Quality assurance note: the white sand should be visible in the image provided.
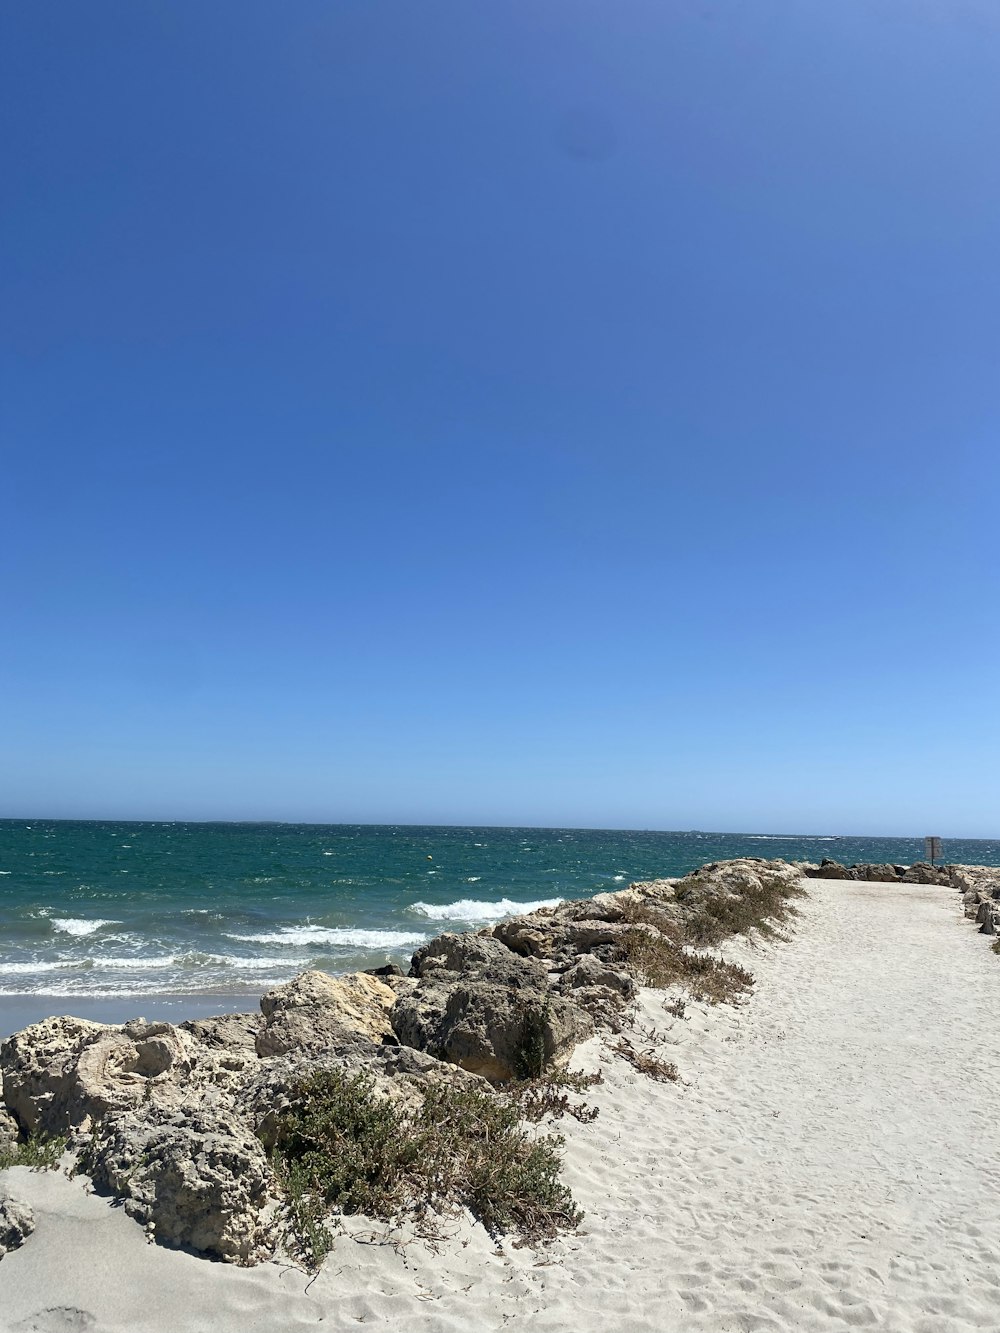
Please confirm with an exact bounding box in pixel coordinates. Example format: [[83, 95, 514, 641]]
[[4, 879, 1000, 1332]]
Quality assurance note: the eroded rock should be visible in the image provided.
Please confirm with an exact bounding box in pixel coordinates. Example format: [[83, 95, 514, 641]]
[[84, 1105, 272, 1262], [0, 1189, 35, 1260], [257, 970, 397, 1057], [392, 979, 592, 1082]]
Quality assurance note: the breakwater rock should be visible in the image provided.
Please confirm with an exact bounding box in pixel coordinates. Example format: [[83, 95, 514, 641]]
[[807, 860, 950, 885], [0, 857, 805, 1263], [950, 865, 1000, 936]]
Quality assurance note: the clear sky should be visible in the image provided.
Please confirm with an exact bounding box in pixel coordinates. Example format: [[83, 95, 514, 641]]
[[3, 1, 999, 835]]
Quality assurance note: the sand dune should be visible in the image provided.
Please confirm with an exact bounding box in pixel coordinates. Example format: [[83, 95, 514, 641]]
[[3, 878, 1000, 1332]]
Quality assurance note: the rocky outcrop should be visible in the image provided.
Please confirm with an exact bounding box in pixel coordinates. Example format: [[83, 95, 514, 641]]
[[902, 861, 950, 885], [1, 1017, 252, 1139], [83, 1104, 272, 1261], [392, 979, 591, 1082], [0, 1189, 34, 1260], [392, 931, 590, 1081], [0, 1096, 18, 1154]]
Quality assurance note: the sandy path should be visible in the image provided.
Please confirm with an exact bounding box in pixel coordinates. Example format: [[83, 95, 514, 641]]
[[3, 880, 1000, 1332]]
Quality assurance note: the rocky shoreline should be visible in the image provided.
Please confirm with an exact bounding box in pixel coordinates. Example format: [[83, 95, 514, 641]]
[[0, 856, 981, 1270]]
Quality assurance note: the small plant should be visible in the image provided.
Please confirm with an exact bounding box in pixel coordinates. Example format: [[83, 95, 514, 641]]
[[664, 996, 687, 1020], [266, 1068, 583, 1267], [511, 1069, 603, 1124], [0, 1131, 67, 1172], [991, 939, 1000, 955], [514, 1003, 550, 1081], [271, 1153, 336, 1270], [612, 1035, 679, 1083]]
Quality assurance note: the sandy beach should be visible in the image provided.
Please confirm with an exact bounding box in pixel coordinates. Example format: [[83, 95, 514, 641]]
[[2, 876, 999, 1331]]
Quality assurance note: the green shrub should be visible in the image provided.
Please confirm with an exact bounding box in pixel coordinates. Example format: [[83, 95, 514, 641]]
[[267, 1068, 582, 1267], [511, 1069, 602, 1124], [0, 1131, 66, 1172], [514, 1003, 550, 1081]]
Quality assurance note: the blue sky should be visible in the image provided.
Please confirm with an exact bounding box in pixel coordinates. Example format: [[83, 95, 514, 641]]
[[3, 1, 999, 834]]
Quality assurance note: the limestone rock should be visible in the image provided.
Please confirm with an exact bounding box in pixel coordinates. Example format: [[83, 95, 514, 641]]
[[409, 933, 548, 987], [84, 1105, 273, 1262], [0, 1017, 252, 1138], [1, 1016, 113, 1135], [806, 859, 851, 880], [858, 864, 902, 882], [558, 954, 636, 999], [902, 862, 949, 885], [181, 1013, 262, 1054], [0, 1091, 18, 1153], [392, 979, 592, 1082], [256, 970, 397, 1057], [0, 1190, 35, 1260]]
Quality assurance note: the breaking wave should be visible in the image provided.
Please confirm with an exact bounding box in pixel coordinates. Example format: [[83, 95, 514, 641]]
[[225, 925, 428, 950], [51, 917, 121, 937], [409, 897, 562, 923]]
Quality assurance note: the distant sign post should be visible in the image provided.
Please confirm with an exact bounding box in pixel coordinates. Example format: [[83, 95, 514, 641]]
[[925, 836, 942, 866]]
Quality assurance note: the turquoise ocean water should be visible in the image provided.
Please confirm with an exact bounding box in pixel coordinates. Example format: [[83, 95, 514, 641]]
[[1, 821, 996, 1030]]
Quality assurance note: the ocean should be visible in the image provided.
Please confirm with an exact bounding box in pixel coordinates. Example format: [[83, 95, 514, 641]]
[[1, 820, 996, 1032]]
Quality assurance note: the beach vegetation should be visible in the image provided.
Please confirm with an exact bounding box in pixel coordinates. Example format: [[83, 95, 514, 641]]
[[510, 1068, 603, 1124], [513, 1001, 550, 1081], [991, 939, 1000, 955], [615, 926, 755, 1005], [0, 1131, 67, 1172], [675, 867, 806, 946], [611, 1034, 679, 1082], [267, 1067, 583, 1268]]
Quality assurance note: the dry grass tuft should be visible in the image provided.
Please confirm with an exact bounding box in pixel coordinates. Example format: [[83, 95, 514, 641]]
[[612, 1034, 679, 1082], [676, 867, 806, 947], [616, 927, 754, 1005]]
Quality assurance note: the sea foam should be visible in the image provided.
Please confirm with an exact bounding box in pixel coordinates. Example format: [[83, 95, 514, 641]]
[[226, 925, 428, 950], [51, 918, 121, 937], [409, 897, 562, 922]]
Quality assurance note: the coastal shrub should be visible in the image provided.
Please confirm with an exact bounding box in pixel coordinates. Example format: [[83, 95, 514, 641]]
[[991, 939, 1000, 956], [514, 1002, 550, 1081], [617, 898, 684, 940], [615, 927, 754, 1005], [0, 1132, 66, 1172], [676, 868, 806, 947], [511, 1069, 603, 1124], [267, 1068, 582, 1266]]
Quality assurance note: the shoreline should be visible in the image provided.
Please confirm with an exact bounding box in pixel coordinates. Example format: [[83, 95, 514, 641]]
[[0, 991, 260, 1042]]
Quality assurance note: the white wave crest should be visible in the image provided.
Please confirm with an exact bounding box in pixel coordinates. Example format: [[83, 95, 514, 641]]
[[226, 925, 427, 950], [2, 953, 313, 975], [51, 918, 121, 937], [409, 897, 562, 923]]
